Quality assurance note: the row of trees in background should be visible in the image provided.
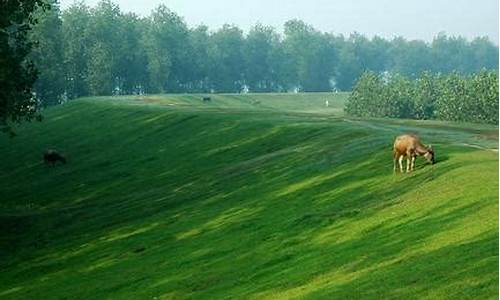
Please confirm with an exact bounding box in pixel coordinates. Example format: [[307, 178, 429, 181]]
[[32, 0, 499, 106], [345, 70, 499, 124]]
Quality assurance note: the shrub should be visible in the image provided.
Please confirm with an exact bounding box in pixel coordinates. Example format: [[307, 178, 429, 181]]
[[346, 70, 498, 124]]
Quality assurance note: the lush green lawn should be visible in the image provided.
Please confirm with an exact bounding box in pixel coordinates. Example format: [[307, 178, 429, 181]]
[[0, 93, 497, 299]]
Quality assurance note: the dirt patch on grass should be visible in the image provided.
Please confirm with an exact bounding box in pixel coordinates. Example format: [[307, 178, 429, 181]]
[[475, 130, 499, 141]]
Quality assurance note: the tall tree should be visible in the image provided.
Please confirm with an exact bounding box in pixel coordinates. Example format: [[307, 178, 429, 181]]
[[0, 0, 48, 134], [62, 1, 91, 99], [185, 25, 210, 92], [282, 20, 336, 92], [143, 5, 189, 93], [243, 24, 281, 92], [29, 0, 65, 105], [334, 35, 363, 91], [116, 13, 148, 94], [430, 33, 470, 74], [389, 37, 432, 77], [469, 37, 499, 72], [281, 19, 313, 91], [85, 0, 122, 95], [208, 24, 245, 93]]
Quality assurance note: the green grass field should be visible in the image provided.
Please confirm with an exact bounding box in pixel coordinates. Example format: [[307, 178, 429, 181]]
[[0, 92, 498, 299]]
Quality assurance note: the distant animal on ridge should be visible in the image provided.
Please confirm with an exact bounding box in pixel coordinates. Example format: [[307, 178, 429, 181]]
[[202, 96, 211, 102], [44, 149, 67, 166], [393, 134, 434, 173]]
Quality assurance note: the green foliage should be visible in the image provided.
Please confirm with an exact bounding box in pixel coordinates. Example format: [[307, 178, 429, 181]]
[[243, 24, 281, 92], [435, 70, 499, 124], [381, 74, 415, 119], [29, 0, 65, 106], [186, 25, 211, 92], [0, 0, 49, 134], [434, 72, 469, 122], [390, 38, 432, 78], [85, 0, 129, 95], [87, 43, 114, 95], [346, 70, 499, 124], [208, 24, 245, 93], [413, 72, 438, 119], [61, 1, 91, 98], [345, 71, 383, 117], [144, 5, 190, 93], [470, 70, 499, 123], [20, 1, 500, 104], [282, 20, 337, 92]]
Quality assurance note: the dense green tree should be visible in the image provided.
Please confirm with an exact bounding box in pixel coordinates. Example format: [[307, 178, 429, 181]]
[[185, 25, 210, 92], [0, 0, 49, 134], [116, 13, 148, 94], [142, 5, 189, 93], [334, 35, 363, 91], [390, 37, 432, 77], [345, 71, 382, 117], [366, 36, 390, 73], [208, 24, 245, 93], [381, 74, 414, 118], [469, 37, 499, 72], [434, 72, 469, 121], [431, 33, 471, 74], [346, 70, 498, 124], [282, 20, 336, 92], [29, 0, 65, 106], [62, 1, 91, 98], [243, 24, 281, 92], [470, 69, 499, 123], [85, 0, 123, 95], [19, 2, 500, 101], [413, 72, 438, 119]]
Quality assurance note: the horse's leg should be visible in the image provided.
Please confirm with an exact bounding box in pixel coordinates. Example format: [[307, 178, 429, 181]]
[[411, 156, 416, 171], [405, 149, 415, 172], [398, 155, 404, 173]]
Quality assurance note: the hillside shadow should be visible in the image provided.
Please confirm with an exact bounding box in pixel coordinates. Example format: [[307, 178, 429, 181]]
[[1, 108, 497, 299], [304, 231, 498, 299], [249, 201, 497, 299]]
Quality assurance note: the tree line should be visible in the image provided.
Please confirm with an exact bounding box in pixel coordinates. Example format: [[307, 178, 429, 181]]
[[29, 0, 500, 106], [346, 70, 499, 124]]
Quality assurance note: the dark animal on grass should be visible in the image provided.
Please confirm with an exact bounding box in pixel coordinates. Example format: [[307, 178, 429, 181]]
[[202, 96, 211, 102], [393, 134, 434, 173], [43, 149, 67, 166]]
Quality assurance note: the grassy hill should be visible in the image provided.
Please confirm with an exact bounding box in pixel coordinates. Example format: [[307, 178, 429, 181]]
[[0, 92, 498, 299]]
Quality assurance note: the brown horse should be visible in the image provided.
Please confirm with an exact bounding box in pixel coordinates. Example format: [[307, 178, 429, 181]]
[[393, 134, 434, 173]]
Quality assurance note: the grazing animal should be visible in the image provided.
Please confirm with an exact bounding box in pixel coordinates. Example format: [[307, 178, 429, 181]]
[[393, 134, 434, 173], [43, 149, 67, 166], [202, 96, 211, 102]]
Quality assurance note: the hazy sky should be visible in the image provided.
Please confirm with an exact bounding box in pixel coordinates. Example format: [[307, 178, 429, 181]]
[[59, 0, 499, 44]]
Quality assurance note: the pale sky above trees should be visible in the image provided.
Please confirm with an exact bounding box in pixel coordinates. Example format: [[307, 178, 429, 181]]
[[59, 0, 499, 44]]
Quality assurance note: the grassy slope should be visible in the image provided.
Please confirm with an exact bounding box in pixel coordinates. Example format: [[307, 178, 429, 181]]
[[0, 93, 497, 299]]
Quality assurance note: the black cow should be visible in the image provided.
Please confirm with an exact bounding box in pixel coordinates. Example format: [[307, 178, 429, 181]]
[[44, 149, 67, 166], [202, 96, 211, 102]]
